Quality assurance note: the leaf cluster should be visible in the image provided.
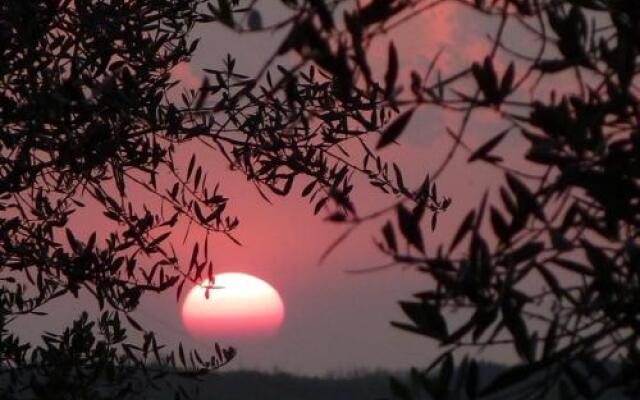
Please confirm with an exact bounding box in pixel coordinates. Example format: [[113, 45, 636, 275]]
[[0, 0, 452, 397], [370, 1, 640, 399]]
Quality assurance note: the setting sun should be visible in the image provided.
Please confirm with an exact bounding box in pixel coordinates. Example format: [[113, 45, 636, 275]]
[[181, 273, 285, 341]]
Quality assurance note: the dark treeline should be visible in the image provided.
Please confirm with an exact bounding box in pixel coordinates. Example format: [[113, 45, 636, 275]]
[[1, 362, 629, 399], [178, 369, 391, 400], [141, 362, 628, 400]]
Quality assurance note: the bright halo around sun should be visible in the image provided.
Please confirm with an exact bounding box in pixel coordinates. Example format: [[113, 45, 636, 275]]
[[181, 272, 285, 341]]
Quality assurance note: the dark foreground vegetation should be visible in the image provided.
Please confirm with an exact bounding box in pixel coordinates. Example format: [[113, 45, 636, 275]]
[[169, 365, 631, 400], [3, 363, 630, 400], [2, 0, 640, 399], [176, 369, 392, 400]]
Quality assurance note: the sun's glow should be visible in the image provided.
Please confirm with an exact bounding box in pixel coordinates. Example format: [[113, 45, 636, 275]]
[[181, 272, 285, 340]]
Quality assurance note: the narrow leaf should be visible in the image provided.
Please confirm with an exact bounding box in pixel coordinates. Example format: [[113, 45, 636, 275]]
[[376, 109, 415, 149], [126, 314, 144, 332], [468, 129, 509, 162], [382, 221, 397, 253], [449, 210, 475, 252], [384, 42, 399, 99], [396, 204, 424, 252]]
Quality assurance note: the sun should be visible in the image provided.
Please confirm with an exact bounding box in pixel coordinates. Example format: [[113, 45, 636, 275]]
[[181, 272, 285, 341]]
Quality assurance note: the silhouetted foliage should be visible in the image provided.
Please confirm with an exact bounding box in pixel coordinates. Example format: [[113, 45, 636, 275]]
[[3, 0, 639, 399], [338, 1, 640, 400], [0, 0, 246, 398], [0, 0, 444, 398]]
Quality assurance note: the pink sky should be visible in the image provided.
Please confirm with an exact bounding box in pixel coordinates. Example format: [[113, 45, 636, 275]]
[[12, 2, 542, 375]]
